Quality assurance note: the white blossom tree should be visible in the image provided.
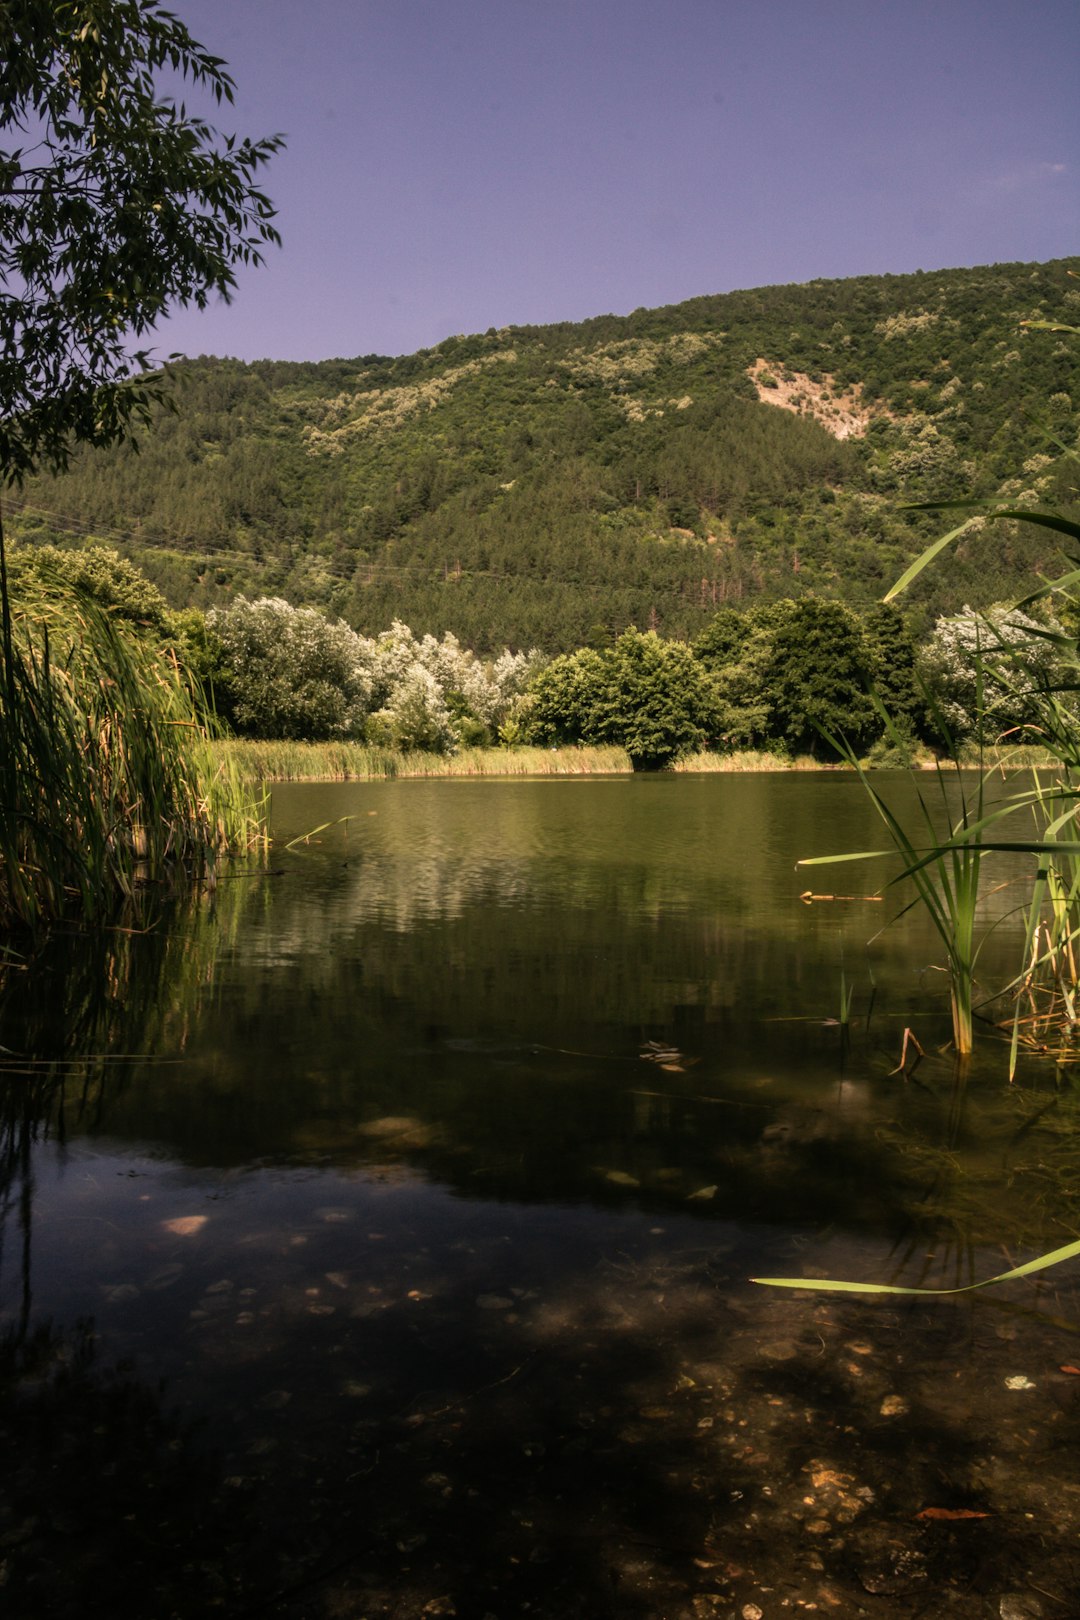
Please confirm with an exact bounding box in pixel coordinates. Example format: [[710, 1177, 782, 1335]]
[[209, 601, 542, 749], [367, 663, 458, 754], [208, 597, 372, 739], [919, 603, 1063, 743]]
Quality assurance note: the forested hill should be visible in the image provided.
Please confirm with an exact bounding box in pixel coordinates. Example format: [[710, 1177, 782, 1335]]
[[9, 257, 1080, 652]]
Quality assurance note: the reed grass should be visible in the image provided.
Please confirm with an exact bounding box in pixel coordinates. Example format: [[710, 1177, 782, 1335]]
[[674, 749, 841, 773], [212, 739, 838, 783], [214, 739, 633, 783], [753, 1233, 1080, 1296], [871, 486, 1080, 1066], [800, 699, 997, 1057], [0, 572, 264, 933]]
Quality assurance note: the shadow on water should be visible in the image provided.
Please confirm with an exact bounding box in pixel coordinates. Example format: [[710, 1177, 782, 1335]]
[[0, 1316, 245, 1618], [4, 1239, 1080, 1619], [2, 777, 1080, 1616]]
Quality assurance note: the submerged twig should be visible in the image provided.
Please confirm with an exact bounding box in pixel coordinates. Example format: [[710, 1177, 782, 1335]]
[[889, 1027, 925, 1077]]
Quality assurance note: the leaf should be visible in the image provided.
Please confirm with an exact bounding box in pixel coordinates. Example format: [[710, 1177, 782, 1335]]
[[884, 508, 1080, 602], [914, 1507, 990, 1522], [751, 1234, 1080, 1295], [1021, 319, 1080, 335], [798, 849, 895, 867], [603, 1169, 640, 1187], [883, 516, 981, 602]]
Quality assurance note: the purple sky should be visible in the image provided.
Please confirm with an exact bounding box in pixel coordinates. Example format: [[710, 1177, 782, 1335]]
[[156, 0, 1080, 364]]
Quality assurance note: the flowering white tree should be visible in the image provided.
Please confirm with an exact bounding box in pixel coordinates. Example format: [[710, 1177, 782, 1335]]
[[919, 603, 1063, 743], [209, 602, 542, 749], [367, 663, 458, 754], [364, 620, 543, 746], [208, 597, 373, 739]]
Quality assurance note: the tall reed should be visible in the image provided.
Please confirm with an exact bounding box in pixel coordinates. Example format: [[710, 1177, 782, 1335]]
[[0, 570, 263, 934], [801, 703, 989, 1055], [213, 738, 633, 783], [213, 739, 834, 784]]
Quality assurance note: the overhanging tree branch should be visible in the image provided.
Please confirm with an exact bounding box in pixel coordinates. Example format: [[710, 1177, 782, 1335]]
[[0, 0, 284, 484]]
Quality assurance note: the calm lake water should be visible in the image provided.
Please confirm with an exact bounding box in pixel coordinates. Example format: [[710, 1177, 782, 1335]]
[[3, 772, 1080, 1618]]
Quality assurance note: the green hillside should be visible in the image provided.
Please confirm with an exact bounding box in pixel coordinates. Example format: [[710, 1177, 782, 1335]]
[[8, 257, 1080, 652]]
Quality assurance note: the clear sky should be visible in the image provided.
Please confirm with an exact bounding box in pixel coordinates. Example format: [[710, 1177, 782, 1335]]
[[155, 0, 1080, 364]]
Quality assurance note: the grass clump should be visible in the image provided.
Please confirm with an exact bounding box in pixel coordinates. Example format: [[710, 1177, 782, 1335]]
[[0, 570, 263, 934], [213, 739, 633, 783], [215, 739, 858, 784], [674, 749, 839, 773]]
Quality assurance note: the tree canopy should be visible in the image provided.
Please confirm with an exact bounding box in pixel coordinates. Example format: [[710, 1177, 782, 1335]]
[[527, 628, 721, 769], [9, 257, 1078, 651], [0, 0, 283, 482]]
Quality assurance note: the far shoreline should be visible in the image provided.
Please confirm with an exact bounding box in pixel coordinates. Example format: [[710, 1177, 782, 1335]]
[[212, 739, 1042, 785]]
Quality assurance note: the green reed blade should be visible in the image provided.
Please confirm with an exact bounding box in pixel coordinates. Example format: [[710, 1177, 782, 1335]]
[[883, 517, 982, 602], [751, 1235, 1080, 1294]]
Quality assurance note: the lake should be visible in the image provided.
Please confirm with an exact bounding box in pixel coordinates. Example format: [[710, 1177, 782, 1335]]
[[2, 772, 1079, 1617]]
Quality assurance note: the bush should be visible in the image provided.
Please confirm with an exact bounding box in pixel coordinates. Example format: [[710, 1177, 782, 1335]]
[[9, 543, 171, 631], [208, 597, 372, 740], [0, 573, 257, 931]]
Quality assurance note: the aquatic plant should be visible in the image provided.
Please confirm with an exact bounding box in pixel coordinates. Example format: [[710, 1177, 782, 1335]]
[[799, 698, 990, 1056], [752, 1233, 1080, 1295], [803, 317, 1080, 1065]]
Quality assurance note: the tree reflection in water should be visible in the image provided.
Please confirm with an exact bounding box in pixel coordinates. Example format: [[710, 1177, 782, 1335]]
[[2, 779, 1080, 1616]]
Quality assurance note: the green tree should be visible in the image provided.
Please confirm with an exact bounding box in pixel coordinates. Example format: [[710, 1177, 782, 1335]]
[[692, 605, 754, 674], [527, 629, 719, 770], [596, 629, 720, 769], [526, 647, 610, 747], [0, 0, 283, 481], [763, 599, 879, 756], [694, 599, 882, 756], [863, 600, 924, 745], [693, 601, 795, 750]]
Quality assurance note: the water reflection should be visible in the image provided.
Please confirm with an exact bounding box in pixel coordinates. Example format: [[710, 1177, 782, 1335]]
[[2, 774, 1080, 1615]]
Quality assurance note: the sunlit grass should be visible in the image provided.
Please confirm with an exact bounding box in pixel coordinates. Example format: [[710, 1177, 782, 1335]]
[[213, 740, 869, 782], [0, 574, 264, 933], [212, 739, 1031, 785], [674, 749, 837, 772], [214, 740, 634, 782]]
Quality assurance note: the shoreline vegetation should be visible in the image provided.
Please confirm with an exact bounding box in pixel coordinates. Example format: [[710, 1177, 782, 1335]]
[[0, 577, 262, 935], [214, 740, 837, 783], [213, 738, 1051, 784]]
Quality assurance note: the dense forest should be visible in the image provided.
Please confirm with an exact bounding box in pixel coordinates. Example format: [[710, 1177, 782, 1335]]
[[7, 257, 1080, 652]]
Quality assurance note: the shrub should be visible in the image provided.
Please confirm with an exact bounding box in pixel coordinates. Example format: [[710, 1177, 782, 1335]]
[[208, 596, 373, 739], [0, 573, 257, 931]]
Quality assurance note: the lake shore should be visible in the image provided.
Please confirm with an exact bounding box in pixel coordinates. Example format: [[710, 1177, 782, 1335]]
[[212, 738, 1048, 783], [214, 739, 838, 782]]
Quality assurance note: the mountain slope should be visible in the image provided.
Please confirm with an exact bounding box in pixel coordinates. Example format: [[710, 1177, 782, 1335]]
[[9, 257, 1080, 651]]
